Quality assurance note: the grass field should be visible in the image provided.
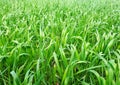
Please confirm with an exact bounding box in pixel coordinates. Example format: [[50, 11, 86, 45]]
[[0, 0, 120, 85]]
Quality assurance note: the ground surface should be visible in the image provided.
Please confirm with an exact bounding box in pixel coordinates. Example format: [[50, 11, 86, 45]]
[[0, 0, 120, 85]]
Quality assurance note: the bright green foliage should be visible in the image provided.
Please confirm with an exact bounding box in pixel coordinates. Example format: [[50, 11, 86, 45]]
[[0, 0, 120, 85]]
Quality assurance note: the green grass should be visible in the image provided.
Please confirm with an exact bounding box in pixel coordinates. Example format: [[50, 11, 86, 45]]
[[0, 0, 120, 85]]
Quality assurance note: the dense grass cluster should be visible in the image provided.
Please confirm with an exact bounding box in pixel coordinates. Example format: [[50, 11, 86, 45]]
[[0, 0, 120, 85]]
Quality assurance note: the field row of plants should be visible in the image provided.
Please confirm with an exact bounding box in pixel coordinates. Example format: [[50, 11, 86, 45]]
[[0, 0, 120, 85]]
